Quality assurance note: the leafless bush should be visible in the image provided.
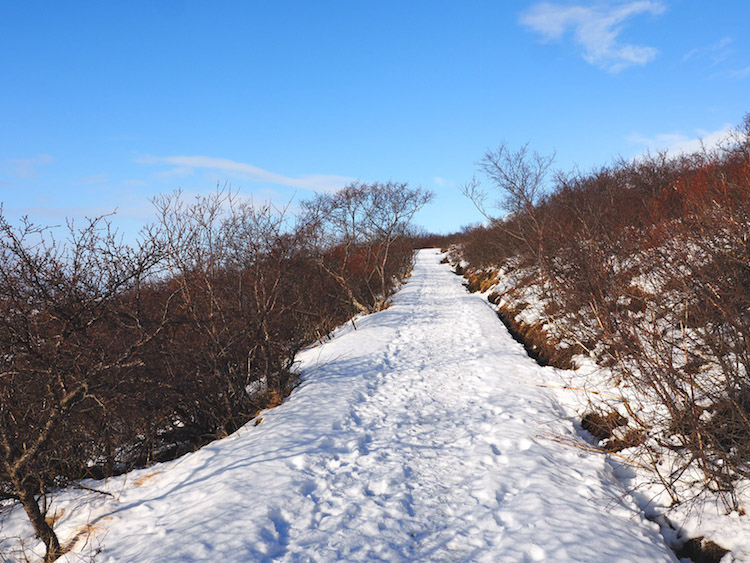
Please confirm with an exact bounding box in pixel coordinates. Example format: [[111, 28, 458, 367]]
[[457, 114, 750, 510], [146, 189, 350, 436], [302, 181, 433, 313], [461, 142, 555, 264], [0, 212, 166, 561], [1, 180, 432, 560]]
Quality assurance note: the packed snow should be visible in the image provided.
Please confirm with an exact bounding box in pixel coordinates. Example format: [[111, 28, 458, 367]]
[[1, 249, 678, 562]]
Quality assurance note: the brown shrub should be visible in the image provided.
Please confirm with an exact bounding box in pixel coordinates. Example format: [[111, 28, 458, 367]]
[[455, 113, 750, 510], [494, 303, 581, 370]]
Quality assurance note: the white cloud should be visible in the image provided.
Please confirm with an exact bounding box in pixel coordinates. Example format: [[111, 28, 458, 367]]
[[519, 1, 665, 73], [729, 66, 750, 80], [682, 37, 733, 65], [627, 125, 734, 156], [433, 177, 454, 188], [137, 155, 355, 193], [155, 165, 195, 179], [3, 154, 54, 178]]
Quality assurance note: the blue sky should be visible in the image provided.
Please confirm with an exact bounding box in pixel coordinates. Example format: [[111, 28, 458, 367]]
[[1, 1, 748, 236]]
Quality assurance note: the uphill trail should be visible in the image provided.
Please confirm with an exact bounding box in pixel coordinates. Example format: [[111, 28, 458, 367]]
[[5, 249, 676, 562]]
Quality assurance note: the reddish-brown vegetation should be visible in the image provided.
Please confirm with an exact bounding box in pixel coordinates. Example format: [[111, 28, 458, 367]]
[[455, 115, 750, 511], [0, 181, 431, 561]]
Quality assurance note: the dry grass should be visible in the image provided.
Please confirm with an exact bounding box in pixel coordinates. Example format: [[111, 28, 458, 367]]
[[61, 520, 108, 558], [494, 303, 581, 370], [464, 269, 499, 293], [44, 509, 65, 528], [134, 471, 162, 488]]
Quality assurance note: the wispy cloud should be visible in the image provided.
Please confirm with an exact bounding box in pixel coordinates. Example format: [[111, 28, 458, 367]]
[[627, 125, 734, 155], [155, 165, 194, 180], [519, 1, 665, 73], [3, 154, 54, 178], [729, 66, 750, 80], [433, 177, 454, 188], [137, 155, 355, 193], [682, 37, 733, 66]]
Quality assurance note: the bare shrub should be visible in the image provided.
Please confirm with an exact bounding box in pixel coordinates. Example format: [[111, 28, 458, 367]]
[[461, 142, 555, 264], [303, 181, 433, 313], [0, 212, 166, 561], [457, 114, 750, 510]]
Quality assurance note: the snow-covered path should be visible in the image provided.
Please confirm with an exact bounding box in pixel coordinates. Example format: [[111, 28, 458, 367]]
[[4, 249, 676, 562]]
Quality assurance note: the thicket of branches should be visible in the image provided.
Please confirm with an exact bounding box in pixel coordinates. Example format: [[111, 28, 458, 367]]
[[0, 181, 431, 561], [458, 116, 750, 510]]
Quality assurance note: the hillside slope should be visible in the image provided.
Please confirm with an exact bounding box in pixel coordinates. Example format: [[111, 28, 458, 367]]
[[1, 250, 675, 562]]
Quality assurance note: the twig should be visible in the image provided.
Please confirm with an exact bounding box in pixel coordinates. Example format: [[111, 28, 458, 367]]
[[540, 433, 654, 472], [519, 382, 623, 400], [71, 483, 114, 498]]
